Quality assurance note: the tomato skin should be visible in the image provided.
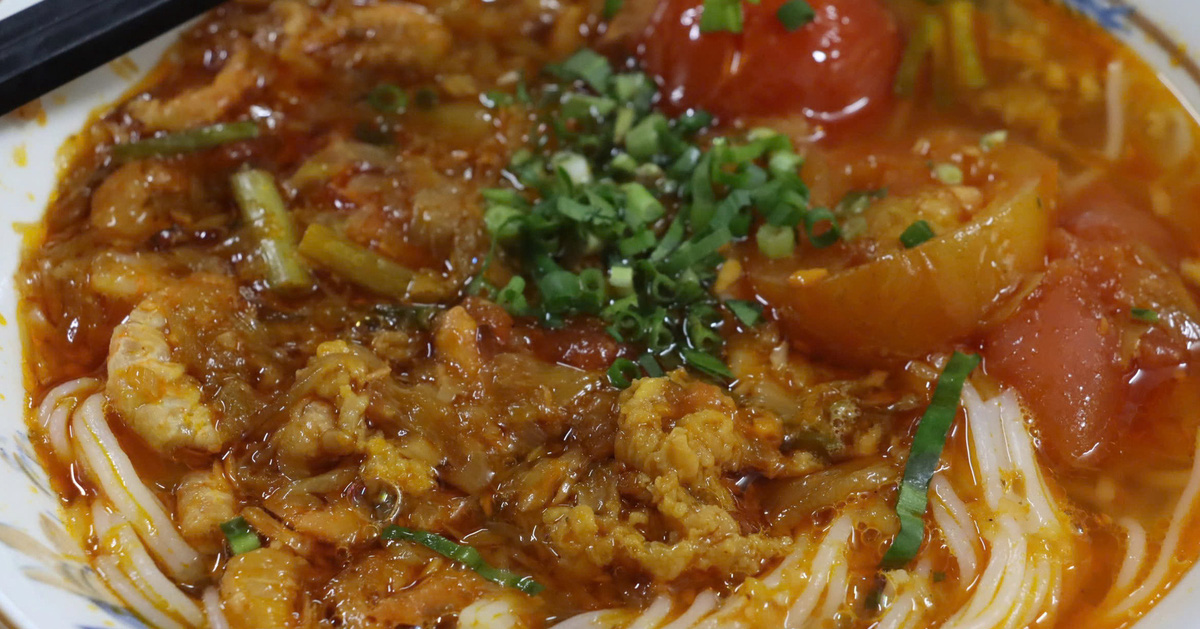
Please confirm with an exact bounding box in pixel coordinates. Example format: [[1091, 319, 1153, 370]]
[[643, 0, 902, 126]]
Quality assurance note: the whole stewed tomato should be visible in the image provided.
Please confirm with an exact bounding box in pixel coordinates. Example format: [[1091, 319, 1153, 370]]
[[643, 0, 903, 127]]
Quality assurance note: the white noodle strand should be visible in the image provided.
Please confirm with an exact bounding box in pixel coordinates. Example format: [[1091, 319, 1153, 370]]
[[95, 555, 188, 629], [1111, 517, 1148, 597], [203, 588, 230, 629], [1107, 426, 1200, 618], [625, 596, 672, 629], [91, 502, 204, 627], [72, 393, 204, 582], [932, 476, 979, 583], [36, 377, 99, 462]]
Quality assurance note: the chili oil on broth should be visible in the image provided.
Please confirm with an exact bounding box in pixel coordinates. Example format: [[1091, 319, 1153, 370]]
[[15, 0, 1200, 628]]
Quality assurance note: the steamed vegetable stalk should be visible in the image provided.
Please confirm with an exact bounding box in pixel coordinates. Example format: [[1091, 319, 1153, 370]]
[[231, 169, 313, 294], [114, 121, 260, 161], [298, 223, 415, 299]]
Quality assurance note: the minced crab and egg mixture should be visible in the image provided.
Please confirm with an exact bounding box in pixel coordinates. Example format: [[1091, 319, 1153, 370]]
[[17, 0, 1200, 627]]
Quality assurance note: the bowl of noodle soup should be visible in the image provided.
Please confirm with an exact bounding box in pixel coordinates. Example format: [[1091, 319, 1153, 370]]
[[3, 1, 1200, 628]]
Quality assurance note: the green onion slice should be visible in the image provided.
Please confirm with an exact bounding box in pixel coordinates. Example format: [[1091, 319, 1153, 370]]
[[899, 220, 936, 249], [726, 300, 764, 327], [881, 351, 981, 569], [776, 0, 816, 31], [220, 516, 262, 555], [608, 358, 642, 389], [682, 348, 734, 380], [382, 526, 544, 595], [113, 121, 260, 161], [367, 84, 409, 114], [700, 0, 745, 33], [549, 49, 613, 93], [1131, 307, 1160, 323]]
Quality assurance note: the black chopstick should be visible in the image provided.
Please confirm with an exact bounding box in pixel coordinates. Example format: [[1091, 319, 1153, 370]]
[[0, 0, 227, 116]]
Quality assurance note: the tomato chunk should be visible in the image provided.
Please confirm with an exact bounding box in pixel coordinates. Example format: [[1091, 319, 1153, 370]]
[[643, 0, 902, 126], [984, 263, 1129, 466]]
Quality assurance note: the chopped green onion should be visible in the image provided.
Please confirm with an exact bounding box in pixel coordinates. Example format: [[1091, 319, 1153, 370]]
[[682, 348, 734, 380], [700, 0, 745, 33], [931, 162, 964, 185], [609, 265, 634, 291], [608, 358, 642, 388], [804, 207, 841, 249], [549, 49, 613, 93], [980, 130, 1008, 152], [899, 220, 936, 249], [621, 182, 665, 227], [757, 224, 795, 259], [604, 0, 625, 19], [496, 276, 529, 315], [367, 84, 409, 114], [551, 152, 593, 186], [638, 353, 665, 377], [231, 170, 313, 294], [298, 224, 414, 299], [113, 121, 260, 161], [220, 517, 261, 555], [776, 0, 816, 31], [1132, 307, 1160, 323], [625, 113, 666, 160], [881, 351, 981, 569], [726, 300, 763, 327], [382, 526, 544, 595]]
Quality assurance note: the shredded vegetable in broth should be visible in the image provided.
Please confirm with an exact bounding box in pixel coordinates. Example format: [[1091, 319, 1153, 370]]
[[16, 0, 1200, 627]]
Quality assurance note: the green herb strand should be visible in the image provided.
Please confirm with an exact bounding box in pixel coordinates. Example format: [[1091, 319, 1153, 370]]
[[881, 351, 981, 569], [382, 526, 545, 595]]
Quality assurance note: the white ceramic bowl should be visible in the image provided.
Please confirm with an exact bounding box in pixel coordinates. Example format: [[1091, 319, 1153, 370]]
[[0, 1, 1196, 628]]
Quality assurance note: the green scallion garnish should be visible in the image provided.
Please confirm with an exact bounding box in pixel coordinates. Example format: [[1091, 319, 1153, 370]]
[[382, 525, 545, 595], [367, 84, 409, 114], [220, 516, 262, 555], [604, 0, 625, 18], [881, 351, 981, 569], [899, 220, 936, 249], [700, 0, 745, 33], [931, 162, 964, 185], [608, 358, 642, 388], [1132, 307, 1160, 323], [726, 300, 764, 327], [474, 48, 822, 387], [776, 0, 816, 31], [682, 348, 734, 380]]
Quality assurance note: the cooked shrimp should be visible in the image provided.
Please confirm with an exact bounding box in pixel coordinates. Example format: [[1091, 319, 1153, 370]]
[[90, 161, 189, 242], [126, 45, 259, 132], [270, 341, 390, 476], [175, 465, 237, 554], [105, 275, 271, 455], [334, 3, 451, 72], [220, 547, 309, 629]]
